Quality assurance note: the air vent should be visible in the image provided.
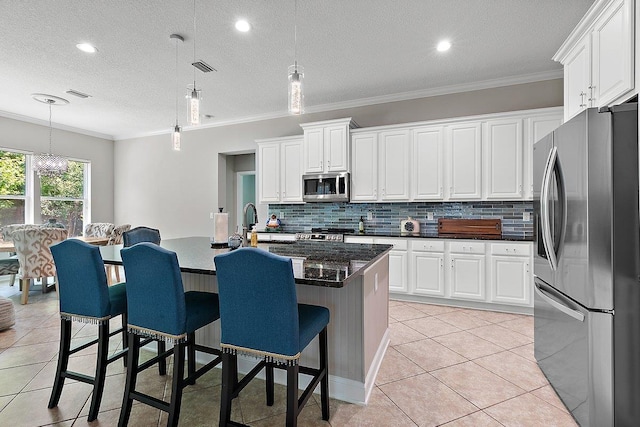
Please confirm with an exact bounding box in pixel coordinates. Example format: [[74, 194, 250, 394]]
[[66, 89, 91, 98], [191, 60, 217, 73]]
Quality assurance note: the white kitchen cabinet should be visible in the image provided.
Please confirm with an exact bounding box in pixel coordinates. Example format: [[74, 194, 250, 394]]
[[345, 235, 407, 292], [301, 118, 355, 173], [257, 136, 303, 204], [555, 0, 635, 121], [410, 240, 445, 297], [447, 241, 486, 301], [379, 130, 410, 200], [489, 243, 532, 306], [351, 133, 378, 201], [411, 126, 444, 200], [447, 122, 482, 200], [483, 119, 523, 199], [525, 113, 563, 199]]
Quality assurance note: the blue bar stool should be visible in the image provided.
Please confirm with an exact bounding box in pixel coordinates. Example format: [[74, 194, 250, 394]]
[[214, 248, 330, 427], [118, 243, 221, 427], [122, 226, 161, 247], [48, 239, 128, 422]]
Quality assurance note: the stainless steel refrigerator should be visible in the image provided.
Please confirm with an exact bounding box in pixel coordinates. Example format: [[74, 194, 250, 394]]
[[534, 103, 640, 427]]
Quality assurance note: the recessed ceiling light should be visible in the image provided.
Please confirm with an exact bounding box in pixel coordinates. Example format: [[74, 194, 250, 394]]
[[437, 40, 451, 52], [235, 19, 251, 32], [76, 43, 97, 53]]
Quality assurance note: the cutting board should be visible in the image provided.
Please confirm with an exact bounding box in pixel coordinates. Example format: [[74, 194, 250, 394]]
[[438, 219, 502, 238]]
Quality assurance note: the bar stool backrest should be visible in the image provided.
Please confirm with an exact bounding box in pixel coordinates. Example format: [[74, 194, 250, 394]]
[[123, 226, 161, 247]]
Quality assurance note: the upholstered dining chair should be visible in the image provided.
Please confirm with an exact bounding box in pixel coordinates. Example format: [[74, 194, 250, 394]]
[[1, 224, 40, 287], [11, 228, 68, 304], [214, 248, 330, 427], [105, 224, 131, 284], [48, 239, 128, 422], [84, 222, 115, 238], [118, 243, 221, 427], [122, 226, 161, 247]]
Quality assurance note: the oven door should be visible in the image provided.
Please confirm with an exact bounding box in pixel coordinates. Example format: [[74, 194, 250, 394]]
[[303, 173, 349, 202]]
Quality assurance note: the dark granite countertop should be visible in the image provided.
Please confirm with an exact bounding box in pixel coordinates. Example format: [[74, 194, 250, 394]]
[[99, 236, 392, 288], [345, 231, 533, 242]]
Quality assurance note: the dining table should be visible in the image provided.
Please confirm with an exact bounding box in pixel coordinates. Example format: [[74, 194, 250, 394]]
[[0, 236, 110, 252]]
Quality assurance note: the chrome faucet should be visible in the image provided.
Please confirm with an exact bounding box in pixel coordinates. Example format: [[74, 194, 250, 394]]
[[242, 202, 259, 246]]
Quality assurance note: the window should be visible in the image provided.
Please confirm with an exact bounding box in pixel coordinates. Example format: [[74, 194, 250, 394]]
[[0, 150, 29, 229], [0, 149, 90, 237], [40, 160, 89, 237]]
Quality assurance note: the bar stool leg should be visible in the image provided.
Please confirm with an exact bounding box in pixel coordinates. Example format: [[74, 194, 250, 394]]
[[266, 362, 274, 406], [167, 342, 186, 427], [88, 322, 110, 422], [319, 327, 329, 420], [48, 318, 72, 408], [121, 312, 128, 368], [286, 364, 299, 427], [219, 352, 236, 427], [187, 332, 196, 385], [158, 341, 167, 375], [118, 334, 140, 427]]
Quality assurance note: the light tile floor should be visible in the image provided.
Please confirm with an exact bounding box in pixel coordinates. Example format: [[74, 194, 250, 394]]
[[0, 281, 578, 426]]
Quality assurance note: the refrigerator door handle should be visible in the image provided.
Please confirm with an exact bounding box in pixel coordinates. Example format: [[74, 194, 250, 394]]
[[535, 281, 585, 322], [540, 146, 558, 271]]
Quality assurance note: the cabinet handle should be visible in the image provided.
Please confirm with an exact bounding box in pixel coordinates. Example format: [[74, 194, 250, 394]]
[[440, 259, 443, 268], [579, 91, 586, 108], [526, 263, 529, 273], [588, 85, 595, 102]]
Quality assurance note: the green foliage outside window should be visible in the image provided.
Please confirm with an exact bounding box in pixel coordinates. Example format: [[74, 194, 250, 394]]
[[41, 161, 85, 236], [0, 151, 26, 195]]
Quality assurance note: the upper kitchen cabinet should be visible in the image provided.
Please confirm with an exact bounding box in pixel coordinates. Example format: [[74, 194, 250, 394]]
[[411, 126, 445, 200], [257, 136, 304, 204], [351, 132, 378, 201], [300, 118, 357, 174], [446, 122, 482, 200], [483, 119, 523, 200], [554, 0, 635, 121], [525, 113, 563, 199]]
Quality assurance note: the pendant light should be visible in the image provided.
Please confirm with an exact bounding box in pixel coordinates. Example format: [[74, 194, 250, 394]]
[[31, 94, 69, 177], [170, 33, 184, 151], [288, 0, 304, 115], [187, 0, 201, 125]]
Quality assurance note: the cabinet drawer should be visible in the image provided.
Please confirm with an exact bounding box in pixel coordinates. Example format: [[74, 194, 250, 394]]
[[344, 236, 374, 244], [490, 242, 531, 256], [374, 237, 407, 250], [410, 240, 444, 253], [448, 241, 485, 254]]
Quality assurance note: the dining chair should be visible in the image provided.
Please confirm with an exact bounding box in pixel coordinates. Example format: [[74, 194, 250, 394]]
[[118, 243, 221, 427], [106, 224, 131, 284], [84, 222, 115, 238], [122, 226, 161, 247], [48, 239, 128, 422], [214, 248, 330, 427], [0, 224, 37, 287], [11, 228, 68, 304]]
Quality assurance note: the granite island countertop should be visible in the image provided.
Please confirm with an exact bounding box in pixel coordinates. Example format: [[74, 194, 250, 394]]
[[99, 236, 392, 288]]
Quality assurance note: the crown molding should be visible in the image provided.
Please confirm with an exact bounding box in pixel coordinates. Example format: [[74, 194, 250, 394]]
[[0, 109, 113, 141]]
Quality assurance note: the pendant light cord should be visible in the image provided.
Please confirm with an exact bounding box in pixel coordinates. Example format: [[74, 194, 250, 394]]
[[294, 0, 298, 70], [175, 38, 179, 125], [48, 101, 53, 154], [193, 0, 197, 88]]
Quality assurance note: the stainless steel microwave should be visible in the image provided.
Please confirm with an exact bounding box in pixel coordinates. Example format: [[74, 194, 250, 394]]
[[302, 172, 350, 202]]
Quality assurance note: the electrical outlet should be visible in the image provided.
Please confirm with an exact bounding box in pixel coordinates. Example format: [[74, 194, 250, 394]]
[[427, 212, 434, 220], [367, 212, 373, 221], [209, 212, 214, 219], [523, 212, 531, 221], [280, 211, 285, 219]]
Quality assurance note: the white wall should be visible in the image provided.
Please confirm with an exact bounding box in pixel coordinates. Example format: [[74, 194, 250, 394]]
[[0, 116, 115, 223], [114, 79, 564, 239]]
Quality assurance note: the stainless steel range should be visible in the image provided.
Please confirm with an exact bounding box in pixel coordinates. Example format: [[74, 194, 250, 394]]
[[295, 228, 354, 243]]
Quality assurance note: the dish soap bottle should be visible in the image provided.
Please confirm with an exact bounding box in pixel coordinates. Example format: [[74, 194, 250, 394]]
[[250, 225, 258, 247], [359, 216, 365, 233]]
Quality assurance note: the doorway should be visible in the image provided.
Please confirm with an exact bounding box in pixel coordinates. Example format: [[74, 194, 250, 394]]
[[237, 172, 256, 232]]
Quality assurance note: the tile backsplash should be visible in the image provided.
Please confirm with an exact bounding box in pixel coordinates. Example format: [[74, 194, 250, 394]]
[[268, 201, 533, 238]]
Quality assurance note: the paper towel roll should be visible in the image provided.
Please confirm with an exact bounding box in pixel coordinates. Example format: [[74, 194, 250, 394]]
[[214, 212, 229, 244]]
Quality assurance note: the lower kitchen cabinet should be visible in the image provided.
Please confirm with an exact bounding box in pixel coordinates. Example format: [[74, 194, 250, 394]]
[[448, 241, 486, 301], [488, 243, 532, 306], [345, 236, 408, 293], [410, 240, 445, 297]]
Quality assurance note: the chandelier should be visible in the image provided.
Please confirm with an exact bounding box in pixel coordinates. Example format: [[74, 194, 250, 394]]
[[31, 94, 69, 177]]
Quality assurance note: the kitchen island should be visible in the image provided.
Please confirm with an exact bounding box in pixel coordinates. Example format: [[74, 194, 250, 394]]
[[100, 237, 392, 404]]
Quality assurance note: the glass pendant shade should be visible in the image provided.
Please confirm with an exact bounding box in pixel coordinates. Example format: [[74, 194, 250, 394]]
[[188, 88, 201, 125], [33, 153, 68, 177], [288, 63, 304, 115], [172, 125, 181, 151]]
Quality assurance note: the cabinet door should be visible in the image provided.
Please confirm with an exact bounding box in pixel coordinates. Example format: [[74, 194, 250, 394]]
[[388, 250, 409, 293], [412, 126, 444, 200], [280, 139, 303, 203], [447, 123, 482, 200], [412, 252, 445, 297], [591, 0, 634, 107], [303, 127, 324, 173], [379, 130, 410, 200], [525, 114, 562, 199], [564, 37, 590, 121], [483, 119, 523, 199], [351, 133, 378, 201], [325, 125, 349, 172], [257, 143, 280, 203], [449, 254, 485, 301], [490, 255, 531, 306]]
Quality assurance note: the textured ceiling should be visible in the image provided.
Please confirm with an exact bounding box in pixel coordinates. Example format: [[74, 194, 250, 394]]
[[0, 0, 594, 140]]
